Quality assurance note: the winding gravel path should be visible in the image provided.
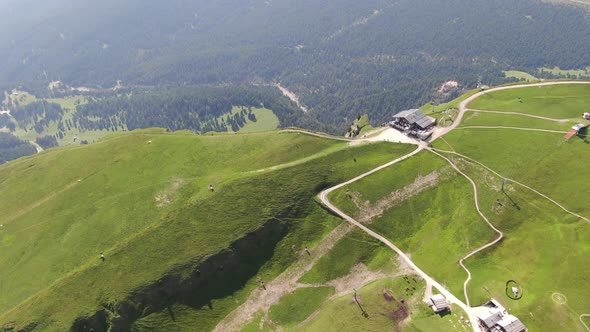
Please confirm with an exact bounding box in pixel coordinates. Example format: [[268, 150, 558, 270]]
[[432, 80, 590, 141], [317, 145, 482, 332], [427, 149, 503, 307], [315, 80, 590, 331], [430, 148, 590, 224], [230, 80, 590, 331], [581, 314, 590, 332]]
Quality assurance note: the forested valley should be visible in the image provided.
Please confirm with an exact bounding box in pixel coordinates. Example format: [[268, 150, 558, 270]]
[[1, 0, 590, 146]]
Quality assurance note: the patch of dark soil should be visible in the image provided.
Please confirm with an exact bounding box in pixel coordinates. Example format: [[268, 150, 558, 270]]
[[388, 302, 410, 331], [383, 290, 395, 302]]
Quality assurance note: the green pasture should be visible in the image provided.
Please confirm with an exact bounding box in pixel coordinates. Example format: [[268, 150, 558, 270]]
[[468, 84, 590, 118], [299, 230, 397, 284], [449, 158, 590, 332], [268, 287, 335, 328], [503, 70, 538, 82], [432, 128, 590, 216], [329, 151, 496, 301], [296, 277, 427, 331], [0, 129, 414, 330], [221, 106, 280, 133], [427, 83, 590, 331], [459, 111, 574, 131]]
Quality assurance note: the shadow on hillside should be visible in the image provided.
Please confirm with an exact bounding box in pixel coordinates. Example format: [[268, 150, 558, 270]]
[[73, 219, 290, 332], [437, 310, 452, 318], [577, 127, 589, 142], [502, 191, 521, 210]]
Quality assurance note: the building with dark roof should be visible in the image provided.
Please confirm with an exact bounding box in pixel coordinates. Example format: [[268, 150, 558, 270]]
[[392, 109, 435, 130], [494, 315, 527, 332], [475, 299, 527, 332]]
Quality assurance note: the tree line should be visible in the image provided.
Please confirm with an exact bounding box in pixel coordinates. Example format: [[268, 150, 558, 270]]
[[0, 132, 36, 163], [2, 0, 590, 134], [74, 85, 303, 133]]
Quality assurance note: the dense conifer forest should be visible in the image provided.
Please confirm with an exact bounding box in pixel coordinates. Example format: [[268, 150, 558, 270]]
[[0, 133, 36, 163], [1, 0, 590, 134]]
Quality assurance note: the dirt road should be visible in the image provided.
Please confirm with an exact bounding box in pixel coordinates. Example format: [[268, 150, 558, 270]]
[[229, 80, 590, 331], [432, 80, 590, 141], [316, 80, 590, 331], [317, 145, 482, 331], [428, 149, 503, 306]]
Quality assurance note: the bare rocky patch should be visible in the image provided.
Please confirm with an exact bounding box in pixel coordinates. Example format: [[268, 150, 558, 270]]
[[154, 178, 185, 207], [328, 263, 387, 297], [348, 166, 454, 224], [462, 110, 482, 123]]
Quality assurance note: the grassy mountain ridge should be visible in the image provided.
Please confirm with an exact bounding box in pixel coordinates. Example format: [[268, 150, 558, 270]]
[[0, 128, 414, 330]]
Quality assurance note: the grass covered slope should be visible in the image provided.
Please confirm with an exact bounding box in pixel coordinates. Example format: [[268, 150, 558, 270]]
[[436, 127, 590, 216], [446, 155, 590, 332], [268, 287, 335, 328], [328, 151, 497, 300], [221, 107, 279, 133], [430, 83, 590, 331], [130, 202, 344, 332], [503, 70, 538, 82], [468, 84, 590, 118], [0, 128, 414, 330], [320, 83, 590, 331], [459, 111, 574, 131]]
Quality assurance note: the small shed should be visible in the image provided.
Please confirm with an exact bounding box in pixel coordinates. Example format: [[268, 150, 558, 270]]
[[430, 294, 450, 313], [564, 123, 588, 140]]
